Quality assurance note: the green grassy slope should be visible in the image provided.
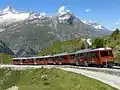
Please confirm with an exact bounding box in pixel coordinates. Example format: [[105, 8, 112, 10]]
[[103, 30, 120, 62], [38, 38, 83, 56], [0, 68, 116, 90], [0, 53, 13, 64]]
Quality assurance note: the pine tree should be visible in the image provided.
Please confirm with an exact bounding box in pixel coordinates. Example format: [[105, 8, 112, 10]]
[[92, 38, 105, 48], [111, 28, 119, 38]]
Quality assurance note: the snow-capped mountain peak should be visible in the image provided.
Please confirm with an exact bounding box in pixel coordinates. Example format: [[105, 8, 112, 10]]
[[81, 20, 105, 29], [58, 6, 70, 15], [57, 5, 75, 23], [27, 12, 39, 20], [0, 6, 29, 26], [1, 6, 17, 15], [39, 12, 47, 18], [0, 5, 109, 33], [27, 12, 47, 20]]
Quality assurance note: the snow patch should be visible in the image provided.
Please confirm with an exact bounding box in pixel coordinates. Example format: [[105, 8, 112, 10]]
[[58, 5, 70, 16], [0, 12, 29, 22], [93, 24, 102, 29], [0, 28, 5, 32], [0, 6, 17, 15], [6, 86, 19, 90], [41, 74, 47, 78], [57, 6, 74, 23], [81, 20, 104, 29], [87, 39, 92, 46]]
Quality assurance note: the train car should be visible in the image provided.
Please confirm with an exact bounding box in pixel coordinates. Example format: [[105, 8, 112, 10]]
[[12, 57, 23, 65], [52, 53, 70, 65], [12, 57, 38, 65], [74, 48, 114, 67], [12, 55, 53, 65]]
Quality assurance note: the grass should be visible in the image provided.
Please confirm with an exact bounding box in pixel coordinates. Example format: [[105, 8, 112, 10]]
[[0, 68, 117, 90], [0, 53, 13, 64]]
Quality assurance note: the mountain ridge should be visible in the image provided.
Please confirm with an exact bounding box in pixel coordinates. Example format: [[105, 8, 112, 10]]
[[0, 5, 112, 57], [0, 5, 110, 31]]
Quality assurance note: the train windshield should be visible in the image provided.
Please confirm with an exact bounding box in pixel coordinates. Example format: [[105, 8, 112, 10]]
[[100, 50, 113, 57]]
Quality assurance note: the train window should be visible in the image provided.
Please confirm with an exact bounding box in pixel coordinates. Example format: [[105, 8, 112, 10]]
[[108, 50, 113, 56], [80, 53, 83, 56], [54, 56, 62, 60], [59, 56, 64, 60], [100, 51, 113, 57], [94, 52, 97, 57], [100, 50, 113, 57], [63, 55, 69, 60], [100, 51, 108, 57], [89, 52, 97, 58], [70, 54, 75, 60], [47, 58, 51, 60], [55, 57, 59, 60], [84, 53, 88, 60]]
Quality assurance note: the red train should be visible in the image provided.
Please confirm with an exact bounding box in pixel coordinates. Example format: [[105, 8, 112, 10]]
[[12, 48, 115, 67]]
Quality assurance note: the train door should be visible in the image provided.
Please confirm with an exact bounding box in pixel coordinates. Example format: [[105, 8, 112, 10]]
[[22, 59, 26, 65], [88, 51, 98, 65], [69, 54, 76, 65], [83, 52, 88, 66], [47, 57, 54, 65], [59, 56, 64, 64], [53, 56, 59, 65], [41, 58, 46, 65], [54, 56, 62, 65], [74, 54, 80, 65], [77, 53, 84, 65]]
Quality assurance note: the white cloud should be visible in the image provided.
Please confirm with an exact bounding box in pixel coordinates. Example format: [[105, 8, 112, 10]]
[[116, 22, 120, 25], [116, 20, 120, 25], [58, 5, 70, 14], [85, 9, 91, 12], [58, 6, 66, 14]]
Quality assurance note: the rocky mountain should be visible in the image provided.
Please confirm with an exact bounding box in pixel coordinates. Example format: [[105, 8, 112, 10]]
[[0, 6, 112, 57], [0, 40, 14, 55]]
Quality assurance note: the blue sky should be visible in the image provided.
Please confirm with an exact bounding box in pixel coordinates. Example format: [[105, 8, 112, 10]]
[[0, 0, 120, 30]]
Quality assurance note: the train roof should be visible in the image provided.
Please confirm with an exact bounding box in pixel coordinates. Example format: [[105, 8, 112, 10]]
[[75, 48, 112, 54], [12, 55, 53, 60]]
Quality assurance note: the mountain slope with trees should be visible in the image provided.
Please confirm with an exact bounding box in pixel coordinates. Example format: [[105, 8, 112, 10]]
[[38, 28, 120, 63]]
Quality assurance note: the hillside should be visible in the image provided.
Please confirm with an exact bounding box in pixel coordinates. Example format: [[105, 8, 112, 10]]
[[0, 68, 116, 90], [0, 53, 13, 64], [38, 38, 84, 56], [1, 29, 119, 64], [38, 28, 120, 62], [103, 29, 120, 63], [0, 41, 14, 55]]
